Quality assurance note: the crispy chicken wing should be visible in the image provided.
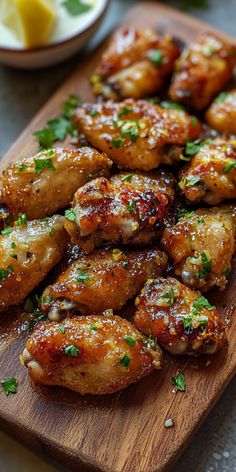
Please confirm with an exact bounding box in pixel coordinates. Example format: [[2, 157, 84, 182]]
[[178, 138, 236, 205], [161, 206, 235, 291], [74, 99, 201, 170], [91, 28, 181, 99], [134, 277, 227, 355], [169, 32, 236, 110], [41, 247, 168, 320], [206, 90, 236, 134], [0, 215, 67, 311], [64, 171, 174, 252], [21, 314, 162, 394], [0, 147, 112, 220]]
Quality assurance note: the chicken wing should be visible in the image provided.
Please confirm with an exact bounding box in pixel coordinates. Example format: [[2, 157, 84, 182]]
[[169, 32, 236, 110], [0, 147, 112, 220], [206, 90, 236, 134], [21, 314, 162, 394], [74, 99, 201, 170], [178, 138, 236, 205], [0, 215, 67, 311], [161, 206, 235, 291], [91, 28, 181, 99], [64, 171, 174, 252], [134, 277, 227, 355], [41, 247, 168, 320]]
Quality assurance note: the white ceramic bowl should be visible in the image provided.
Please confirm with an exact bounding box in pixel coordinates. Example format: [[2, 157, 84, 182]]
[[0, 0, 110, 69]]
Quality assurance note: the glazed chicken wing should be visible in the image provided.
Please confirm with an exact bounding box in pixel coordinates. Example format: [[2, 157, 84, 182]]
[[206, 90, 236, 134], [41, 247, 168, 320], [161, 206, 235, 291], [179, 138, 236, 205], [0, 215, 67, 311], [91, 28, 181, 100], [64, 171, 174, 252], [134, 277, 227, 356], [169, 32, 236, 110], [21, 314, 162, 394], [0, 147, 112, 220], [74, 99, 201, 170]]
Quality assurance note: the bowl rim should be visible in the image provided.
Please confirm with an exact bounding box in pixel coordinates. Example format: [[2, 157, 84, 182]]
[[0, 0, 110, 55]]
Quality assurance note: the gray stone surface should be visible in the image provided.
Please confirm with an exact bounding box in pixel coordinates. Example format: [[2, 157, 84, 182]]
[[0, 1, 236, 471]]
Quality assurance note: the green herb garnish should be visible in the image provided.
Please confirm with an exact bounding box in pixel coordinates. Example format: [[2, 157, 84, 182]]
[[16, 213, 28, 225], [65, 209, 76, 221], [64, 345, 79, 357], [34, 157, 56, 175], [171, 372, 186, 391], [195, 252, 212, 279], [224, 160, 236, 173], [0, 377, 17, 396], [149, 49, 164, 65], [111, 138, 124, 149], [1, 227, 13, 236], [62, 0, 92, 16], [76, 268, 90, 283], [160, 101, 185, 110], [120, 353, 131, 368], [125, 336, 136, 347]]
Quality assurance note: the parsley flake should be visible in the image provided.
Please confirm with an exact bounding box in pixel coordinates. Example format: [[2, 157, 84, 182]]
[[76, 268, 90, 283], [0, 377, 17, 396], [125, 336, 136, 347], [224, 160, 236, 173], [111, 138, 124, 149], [64, 345, 79, 357], [1, 227, 13, 236], [16, 213, 28, 226], [120, 353, 131, 368], [34, 157, 56, 175], [149, 49, 164, 65], [160, 101, 185, 110], [65, 209, 76, 221], [195, 252, 212, 279], [171, 372, 186, 392]]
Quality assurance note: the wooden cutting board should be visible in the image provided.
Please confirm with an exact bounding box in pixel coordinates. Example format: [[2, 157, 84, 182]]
[[0, 3, 236, 472]]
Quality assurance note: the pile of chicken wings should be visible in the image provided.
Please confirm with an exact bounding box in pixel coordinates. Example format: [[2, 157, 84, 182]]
[[1, 28, 236, 395]]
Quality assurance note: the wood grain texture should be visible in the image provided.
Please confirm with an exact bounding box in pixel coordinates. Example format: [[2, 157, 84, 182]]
[[0, 3, 236, 472]]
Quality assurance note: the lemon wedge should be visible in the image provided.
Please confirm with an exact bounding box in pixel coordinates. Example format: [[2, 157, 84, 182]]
[[0, 0, 57, 48]]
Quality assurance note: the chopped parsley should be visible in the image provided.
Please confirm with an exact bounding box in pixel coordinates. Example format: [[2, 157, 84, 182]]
[[89, 109, 100, 117], [34, 94, 80, 149], [224, 160, 236, 173], [16, 213, 28, 225], [120, 127, 139, 142], [0, 377, 17, 396], [64, 345, 79, 357], [195, 252, 212, 279], [76, 268, 90, 283], [160, 100, 185, 110], [125, 336, 136, 347], [171, 372, 186, 392], [179, 175, 201, 189], [149, 49, 164, 65], [62, 0, 92, 16], [160, 288, 175, 306], [1, 227, 13, 236], [118, 106, 132, 118], [120, 174, 133, 183], [49, 226, 55, 237], [65, 209, 76, 221], [15, 163, 28, 174], [177, 209, 195, 219], [120, 353, 131, 368], [182, 296, 214, 330], [185, 139, 212, 157], [59, 325, 66, 334], [127, 201, 136, 213], [0, 268, 8, 280], [90, 324, 98, 331], [203, 45, 216, 57], [34, 157, 56, 175], [63, 94, 80, 118], [111, 138, 124, 149]]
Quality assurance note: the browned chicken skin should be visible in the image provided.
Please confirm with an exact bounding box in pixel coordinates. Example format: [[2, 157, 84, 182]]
[[64, 171, 174, 252], [134, 277, 227, 356], [179, 138, 236, 205], [169, 32, 236, 110], [0, 147, 112, 220], [41, 247, 168, 320], [91, 28, 181, 99], [74, 99, 201, 170], [206, 90, 236, 134], [161, 206, 235, 292], [0, 215, 67, 312], [21, 315, 162, 394]]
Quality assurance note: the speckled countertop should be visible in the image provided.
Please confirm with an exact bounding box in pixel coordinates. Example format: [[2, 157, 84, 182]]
[[0, 1, 236, 471]]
